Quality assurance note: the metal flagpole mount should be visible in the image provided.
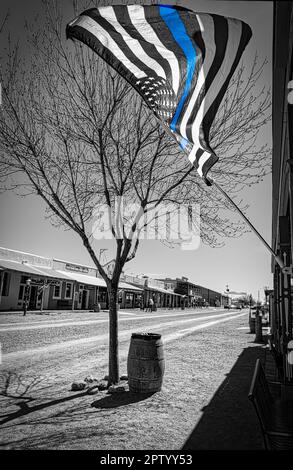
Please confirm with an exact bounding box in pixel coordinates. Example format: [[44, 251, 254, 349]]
[[281, 251, 293, 275]]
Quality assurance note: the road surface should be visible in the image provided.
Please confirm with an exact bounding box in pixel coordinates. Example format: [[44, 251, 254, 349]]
[[0, 307, 247, 389]]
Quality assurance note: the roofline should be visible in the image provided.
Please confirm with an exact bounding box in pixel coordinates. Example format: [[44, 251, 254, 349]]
[[0, 246, 51, 261], [0, 246, 97, 270], [53, 258, 96, 270], [157, 277, 223, 294]]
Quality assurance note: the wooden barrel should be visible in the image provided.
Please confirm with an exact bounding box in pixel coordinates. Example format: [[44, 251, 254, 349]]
[[127, 333, 165, 393]]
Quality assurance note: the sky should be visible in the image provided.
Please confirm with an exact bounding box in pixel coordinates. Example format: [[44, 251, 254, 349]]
[[0, 1, 273, 301]]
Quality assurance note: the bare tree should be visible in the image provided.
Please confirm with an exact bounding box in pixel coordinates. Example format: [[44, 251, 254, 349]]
[[0, 1, 271, 385]]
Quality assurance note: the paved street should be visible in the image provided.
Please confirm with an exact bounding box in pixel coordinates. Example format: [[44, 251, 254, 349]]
[[0, 308, 246, 386], [0, 307, 266, 450]]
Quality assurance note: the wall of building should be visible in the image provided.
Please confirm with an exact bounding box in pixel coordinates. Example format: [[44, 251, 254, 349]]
[[0, 271, 22, 311], [270, 2, 293, 381]]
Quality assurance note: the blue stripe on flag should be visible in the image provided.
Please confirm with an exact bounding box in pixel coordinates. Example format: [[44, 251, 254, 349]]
[[159, 5, 197, 133], [179, 136, 189, 150]]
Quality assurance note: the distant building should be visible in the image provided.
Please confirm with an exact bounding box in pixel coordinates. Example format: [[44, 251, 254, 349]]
[[157, 277, 224, 307]]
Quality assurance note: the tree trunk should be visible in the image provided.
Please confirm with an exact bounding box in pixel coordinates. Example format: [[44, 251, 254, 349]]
[[108, 285, 119, 385]]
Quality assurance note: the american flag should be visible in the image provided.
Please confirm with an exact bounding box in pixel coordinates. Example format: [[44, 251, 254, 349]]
[[66, 4, 252, 184]]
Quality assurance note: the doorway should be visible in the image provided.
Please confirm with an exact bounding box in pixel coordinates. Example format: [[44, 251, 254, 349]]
[[81, 289, 89, 309], [28, 285, 38, 309]]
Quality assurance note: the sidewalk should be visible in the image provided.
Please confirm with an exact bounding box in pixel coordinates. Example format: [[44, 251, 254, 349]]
[[0, 311, 267, 450], [182, 329, 267, 450], [0, 306, 216, 315]]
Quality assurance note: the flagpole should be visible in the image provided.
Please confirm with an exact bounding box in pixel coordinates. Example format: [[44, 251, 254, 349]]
[[210, 180, 285, 270], [155, 118, 284, 270]]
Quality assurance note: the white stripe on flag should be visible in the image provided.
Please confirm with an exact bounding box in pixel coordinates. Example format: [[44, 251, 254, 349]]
[[100, 6, 167, 81], [127, 5, 180, 95], [191, 18, 242, 146], [69, 15, 146, 79], [179, 14, 216, 142], [197, 151, 211, 176], [187, 144, 198, 165]]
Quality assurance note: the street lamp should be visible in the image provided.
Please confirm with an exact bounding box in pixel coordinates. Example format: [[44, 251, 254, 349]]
[[225, 284, 230, 308]]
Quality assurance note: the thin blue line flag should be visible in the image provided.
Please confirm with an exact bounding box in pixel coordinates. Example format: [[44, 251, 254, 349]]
[[66, 4, 252, 185]]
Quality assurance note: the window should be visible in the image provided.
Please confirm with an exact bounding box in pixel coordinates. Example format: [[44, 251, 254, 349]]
[[125, 293, 133, 306], [53, 282, 62, 299], [65, 282, 73, 299], [98, 292, 107, 303], [1, 272, 11, 297]]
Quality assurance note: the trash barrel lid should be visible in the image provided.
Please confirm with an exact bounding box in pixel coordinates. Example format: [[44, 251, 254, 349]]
[[131, 332, 161, 340]]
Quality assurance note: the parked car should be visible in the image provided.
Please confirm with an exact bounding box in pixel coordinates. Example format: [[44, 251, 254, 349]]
[[231, 304, 242, 310]]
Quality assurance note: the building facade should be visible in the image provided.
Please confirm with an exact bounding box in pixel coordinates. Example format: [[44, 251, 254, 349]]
[[271, 1, 293, 382], [0, 247, 142, 311], [158, 277, 224, 307], [0, 246, 232, 312]]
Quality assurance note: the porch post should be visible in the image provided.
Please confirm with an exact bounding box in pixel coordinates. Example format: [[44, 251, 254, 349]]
[[279, 216, 293, 381], [0, 271, 4, 308], [72, 282, 76, 311]]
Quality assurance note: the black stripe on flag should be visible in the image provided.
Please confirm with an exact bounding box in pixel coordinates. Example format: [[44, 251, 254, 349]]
[[202, 19, 252, 142], [84, 8, 158, 79], [66, 23, 137, 86], [185, 14, 229, 143], [143, 5, 187, 100], [113, 5, 173, 84]]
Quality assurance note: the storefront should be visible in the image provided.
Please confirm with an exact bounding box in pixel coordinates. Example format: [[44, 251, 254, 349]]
[[117, 284, 143, 309], [54, 260, 143, 310], [0, 258, 73, 311], [142, 285, 182, 309], [0, 248, 142, 311]]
